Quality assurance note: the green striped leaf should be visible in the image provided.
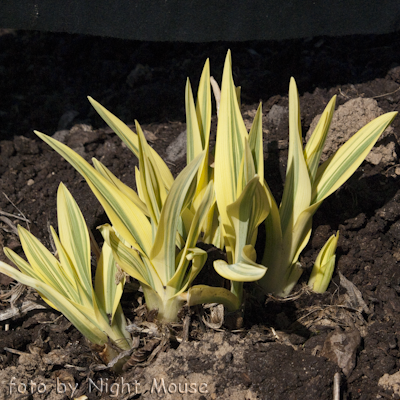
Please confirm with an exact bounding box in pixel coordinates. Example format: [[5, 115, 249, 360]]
[[187, 61, 212, 211], [92, 158, 149, 217], [312, 111, 397, 203], [214, 51, 248, 259], [279, 78, 312, 237], [3, 246, 42, 283], [99, 224, 157, 291], [87, 97, 174, 190], [304, 96, 336, 183], [0, 261, 109, 345], [57, 183, 92, 296], [227, 176, 269, 261], [237, 137, 256, 195], [3, 248, 59, 310], [49, 226, 88, 306], [214, 255, 266, 283], [35, 131, 153, 255], [136, 121, 167, 225], [168, 182, 214, 292], [308, 232, 339, 293], [283, 202, 320, 266], [172, 247, 208, 297], [150, 152, 205, 283], [195, 59, 211, 150], [248, 103, 264, 183], [17, 226, 73, 300], [259, 181, 283, 292], [185, 78, 203, 164], [94, 240, 125, 322], [214, 51, 247, 220]]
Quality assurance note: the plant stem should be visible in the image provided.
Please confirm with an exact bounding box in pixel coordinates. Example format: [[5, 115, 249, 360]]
[[230, 280, 243, 305], [142, 285, 185, 323]]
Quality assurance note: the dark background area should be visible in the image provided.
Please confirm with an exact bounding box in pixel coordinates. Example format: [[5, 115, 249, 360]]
[[1, 30, 400, 142]]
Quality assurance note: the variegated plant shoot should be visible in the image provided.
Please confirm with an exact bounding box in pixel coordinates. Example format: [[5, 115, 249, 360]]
[[0, 183, 131, 357], [184, 60, 223, 248], [33, 133, 213, 322], [33, 61, 240, 321], [193, 51, 396, 301], [210, 51, 269, 305], [2, 50, 395, 335], [259, 78, 397, 297], [308, 231, 339, 293]]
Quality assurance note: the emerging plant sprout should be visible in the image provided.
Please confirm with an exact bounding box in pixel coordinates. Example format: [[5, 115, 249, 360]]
[[189, 51, 396, 301], [0, 183, 131, 357], [308, 232, 339, 293], [32, 60, 239, 322], [0, 50, 396, 343], [259, 78, 396, 297]]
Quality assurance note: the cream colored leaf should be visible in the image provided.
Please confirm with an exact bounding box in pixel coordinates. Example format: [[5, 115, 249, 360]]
[[312, 112, 397, 203]]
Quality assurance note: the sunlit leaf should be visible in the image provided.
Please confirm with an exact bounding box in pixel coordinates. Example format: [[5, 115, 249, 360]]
[[304, 96, 336, 183], [35, 131, 153, 255], [136, 121, 168, 225], [169, 182, 214, 292], [214, 51, 248, 241], [0, 261, 108, 345], [92, 158, 149, 217], [87, 97, 174, 190], [214, 258, 266, 282], [94, 241, 125, 322], [150, 152, 205, 283], [312, 112, 397, 203], [248, 103, 264, 183], [195, 59, 211, 149], [57, 183, 92, 296], [99, 224, 156, 290], [185, 78, 202, 164], [308, 232, 339, 293], [279, 78, 312, 236]]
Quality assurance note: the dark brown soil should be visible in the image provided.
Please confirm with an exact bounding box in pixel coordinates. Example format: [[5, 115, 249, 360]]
[[1, 30, 400, 399]]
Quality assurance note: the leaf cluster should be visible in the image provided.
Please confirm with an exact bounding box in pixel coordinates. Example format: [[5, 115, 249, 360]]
[[0, 51, 396, 353]]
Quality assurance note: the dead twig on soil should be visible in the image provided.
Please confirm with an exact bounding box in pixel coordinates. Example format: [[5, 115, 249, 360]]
[[372, 85, 400, 99], [0, 215, 19, 235], [0, 282, 25, 303], [264, 285, 313, 304], [294, 304, 365, 329], [2, 192, 30, 231], [338, 272, 370, 314], [4, 347, 29, 356], [0, 210, 30, 223], [0, 285, 50, 322], [0, 300, 47, 321], [64, 364, 87, 371]]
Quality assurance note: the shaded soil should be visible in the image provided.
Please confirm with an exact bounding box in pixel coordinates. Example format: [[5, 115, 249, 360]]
[[1, 30, 400, 399]]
